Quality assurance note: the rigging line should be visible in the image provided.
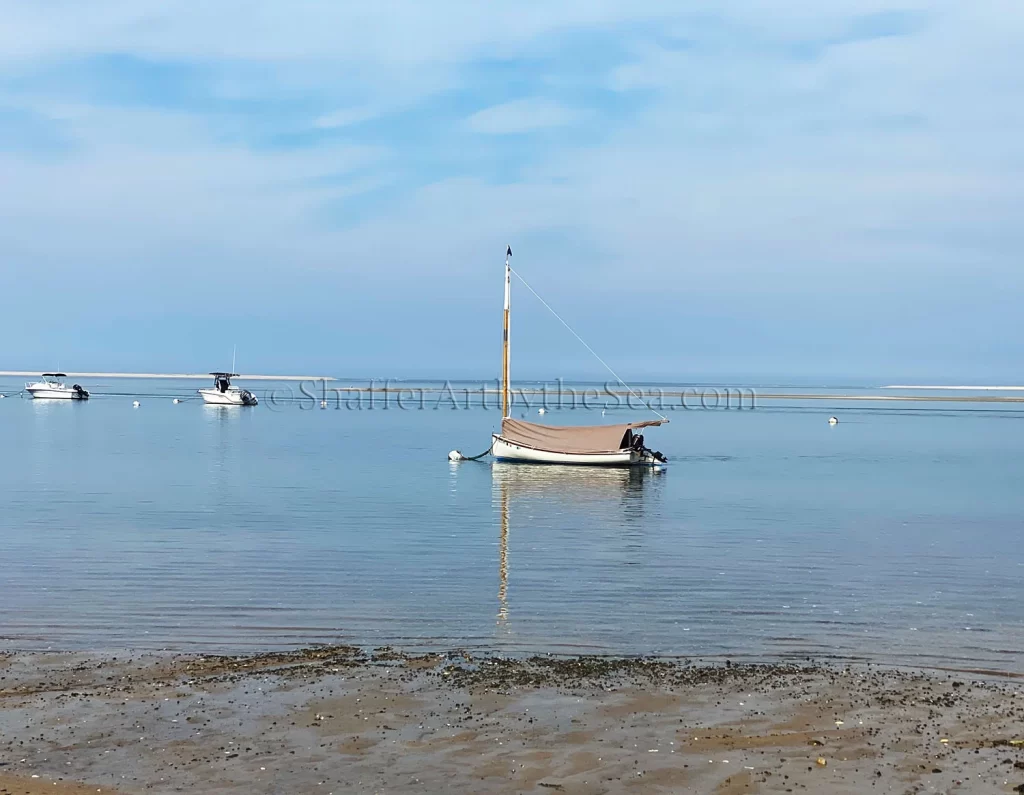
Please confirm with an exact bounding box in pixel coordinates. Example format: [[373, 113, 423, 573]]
[[509, 266, 668, 422]]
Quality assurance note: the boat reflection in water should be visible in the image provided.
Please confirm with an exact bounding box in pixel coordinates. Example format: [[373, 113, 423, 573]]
[[490, 463, 662, 628], [202, 399, 253, 500]]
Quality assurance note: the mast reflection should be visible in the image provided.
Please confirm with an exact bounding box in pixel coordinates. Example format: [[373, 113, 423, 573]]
[[497, 474, 509, 624], [490, 463, 661, 626]]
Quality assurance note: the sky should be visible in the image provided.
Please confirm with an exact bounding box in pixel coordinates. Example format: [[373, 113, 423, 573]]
[[1, 1, 1022, 382]]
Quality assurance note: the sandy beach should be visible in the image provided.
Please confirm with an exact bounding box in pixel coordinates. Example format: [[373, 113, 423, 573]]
[[2, 647, 1022, 794]]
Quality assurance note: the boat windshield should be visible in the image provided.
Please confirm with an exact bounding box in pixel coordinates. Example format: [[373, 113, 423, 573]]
[[210, 373, 235, 392]]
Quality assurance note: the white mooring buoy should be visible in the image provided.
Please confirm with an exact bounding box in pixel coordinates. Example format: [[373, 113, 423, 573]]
[[172, 398, 181, 404], [828, 416, 838, 425], [538, 407, 546, 415], [448, 450, 464, 462], [133, 400, 141, 408]]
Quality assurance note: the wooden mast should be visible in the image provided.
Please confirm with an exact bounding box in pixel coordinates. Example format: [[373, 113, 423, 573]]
[[502, 246, 511, 418]]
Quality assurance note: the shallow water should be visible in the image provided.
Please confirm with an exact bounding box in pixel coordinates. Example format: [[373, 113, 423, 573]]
[[1, 377, 1022, 671]]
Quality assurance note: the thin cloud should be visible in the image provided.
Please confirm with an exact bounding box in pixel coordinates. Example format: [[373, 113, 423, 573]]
[[465, 98, 582, 135], [313, 106, 380, 129]]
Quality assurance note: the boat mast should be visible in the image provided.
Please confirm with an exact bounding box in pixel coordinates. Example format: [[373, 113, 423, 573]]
[[502, 245, 512, 419]]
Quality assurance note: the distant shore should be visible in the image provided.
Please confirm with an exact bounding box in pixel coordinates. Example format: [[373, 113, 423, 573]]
[[883, 384, 1024, 391], [0, 371, 335, 381], [1, 646, 1021, 794], [4, 374, 1024, 405], [303, 386, 1024, 404]]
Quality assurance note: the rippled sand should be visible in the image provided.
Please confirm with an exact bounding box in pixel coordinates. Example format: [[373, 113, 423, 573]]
[[2, 648, 1022, 793]]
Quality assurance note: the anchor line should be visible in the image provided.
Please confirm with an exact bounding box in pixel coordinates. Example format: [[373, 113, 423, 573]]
[[460, 440, 495, 461]]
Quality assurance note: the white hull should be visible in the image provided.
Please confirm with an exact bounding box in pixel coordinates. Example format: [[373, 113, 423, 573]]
[[26, 386, 87, 400], [492, 434, 641, 466], [198, 387, 257, 406]]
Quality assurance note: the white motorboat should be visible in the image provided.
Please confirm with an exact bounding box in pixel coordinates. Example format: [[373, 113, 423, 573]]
[[25, 373, 89, 400], [484, 246, 667, 466], [198, 373, 258, 406]]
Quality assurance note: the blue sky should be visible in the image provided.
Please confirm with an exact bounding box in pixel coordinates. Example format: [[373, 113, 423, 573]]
[[1, 1, 1022, 381]]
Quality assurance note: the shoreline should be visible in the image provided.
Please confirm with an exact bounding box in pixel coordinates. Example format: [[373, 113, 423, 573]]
[[2, 646, 1022, 794]]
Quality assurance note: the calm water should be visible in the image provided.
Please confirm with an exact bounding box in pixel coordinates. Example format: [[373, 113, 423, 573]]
[[1, 378, 1022, 672]]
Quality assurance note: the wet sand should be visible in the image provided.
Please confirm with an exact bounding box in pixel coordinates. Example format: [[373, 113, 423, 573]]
[[1, 647, 1023, 794]]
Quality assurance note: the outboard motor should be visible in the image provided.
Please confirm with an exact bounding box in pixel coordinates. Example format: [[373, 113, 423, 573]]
[[627, 430, 666, 463], [240, 389, 258, 406], [72, 384, 89, 399]]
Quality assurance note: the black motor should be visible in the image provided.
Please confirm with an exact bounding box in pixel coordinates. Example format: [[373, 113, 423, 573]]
[[72, 384, 89, 399], [631, 431, 666, 463]]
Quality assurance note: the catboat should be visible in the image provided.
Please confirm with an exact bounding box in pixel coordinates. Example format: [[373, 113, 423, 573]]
[[197, 373, 258, 406], [493, 418, 665, 465], [25, 373, 89, 400], [488, 247, 667, 466]]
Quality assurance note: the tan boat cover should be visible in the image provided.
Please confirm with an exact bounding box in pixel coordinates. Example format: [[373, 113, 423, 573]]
[[499, 418, 665, 454]]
